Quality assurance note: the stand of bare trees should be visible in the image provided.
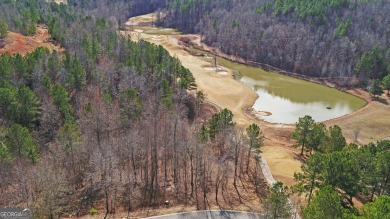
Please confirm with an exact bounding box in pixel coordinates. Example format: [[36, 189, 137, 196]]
[[0, 1, 268, 217], [161, 0, 390, 86]]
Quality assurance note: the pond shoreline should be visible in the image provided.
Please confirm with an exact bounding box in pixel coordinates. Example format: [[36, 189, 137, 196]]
[[187, 41, 370, 104], [176, 37, 368, 124], [126, 13, 368, 103]]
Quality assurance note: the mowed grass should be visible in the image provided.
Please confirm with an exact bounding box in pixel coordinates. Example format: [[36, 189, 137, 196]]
[[326, 94, 390, 145]]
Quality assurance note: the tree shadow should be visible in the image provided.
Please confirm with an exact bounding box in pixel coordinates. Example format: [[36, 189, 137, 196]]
[[293, 152, 307, 163], [374, 96, 389, 105]]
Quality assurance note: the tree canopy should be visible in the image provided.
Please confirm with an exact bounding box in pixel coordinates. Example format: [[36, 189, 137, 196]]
[[381, 73, 390, 95], [369, 79, 384, 98], [303, 186, 351, 219], [292, 115, 314, 156], [264, 182, 292, 219]]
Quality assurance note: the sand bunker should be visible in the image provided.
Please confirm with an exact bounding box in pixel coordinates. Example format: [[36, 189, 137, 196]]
[[217, 71, 228, 75], [204, 66, 218, 71], [252, 110, 272, 118], [203, 66, 229, 75], [151, 35, 161, 40]]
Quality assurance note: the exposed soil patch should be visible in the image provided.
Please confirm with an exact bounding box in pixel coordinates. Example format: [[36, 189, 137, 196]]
[[0, 25, 63, 56]]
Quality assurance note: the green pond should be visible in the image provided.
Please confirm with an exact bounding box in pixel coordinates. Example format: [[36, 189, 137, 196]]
[[238, 66, 366, 124], [133, 24, 367, 124]]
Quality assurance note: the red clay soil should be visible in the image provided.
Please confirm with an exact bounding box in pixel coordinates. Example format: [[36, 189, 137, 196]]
[[0, 26, 63, 56]]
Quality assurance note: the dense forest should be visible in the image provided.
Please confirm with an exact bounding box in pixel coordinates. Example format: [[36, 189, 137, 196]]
[[290, 115, 390, 218], [0, 0, 267, 218], [0, 0, 389, 218], [161, 0, 390, 86]]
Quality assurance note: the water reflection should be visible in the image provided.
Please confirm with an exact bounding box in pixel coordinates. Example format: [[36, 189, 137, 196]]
[[251, 88, 355, 123], [240, 74, 365, 123], [189, 46, 366, 123]]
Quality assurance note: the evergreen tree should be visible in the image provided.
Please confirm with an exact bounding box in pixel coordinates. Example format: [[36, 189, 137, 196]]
[[303, 186, 350, 219], [208, 113, 219, 141], [325, 125, 346, 152], [7, 124, 39, 163], [0, 140, 12, 163], [51, 84, 74, 123], [307, 123, 326, 154], [294, 153, 325, 203], [0, 53, 12, 80], [13, 53, 29, 80], [0, 85, 41, 127], [264, 182, 292, 219], [0, 20, 8, 40], [292, 115, 315, 156], [207, 108, 234, 141], [218, 108, 234, 130], [360, 195, 390, 219], [57, 122, 83, 154], [246, 123, 263, 173], [370, 79, 384, 98], [324, 151, 362, 207], [47, 51, 60, 80], [0, 86, 17, 120], [14, 85, 41, 128], [161, 79, 173, 109], [65, 58, 87, 91], [355, 45, 385, 80], [381, 73, 390, 95]]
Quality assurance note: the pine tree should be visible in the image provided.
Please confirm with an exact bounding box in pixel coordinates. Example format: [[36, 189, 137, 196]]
[[264, 182, 292, 219], [369, 79, 383, 98], [51, 84, 74, 123], [66, 58, 87, 91], [381, 73, 390, 95], [292, 115, 315, 156], [0, 140, 13, 163], [14, 85, 41, 128], [303, 186, 348, 219], [246, 123, 263, 173], [0, 20, 8, 40], [7, 124, 39, 163]]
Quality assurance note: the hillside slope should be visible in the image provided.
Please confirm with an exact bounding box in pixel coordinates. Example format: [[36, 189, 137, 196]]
[[161, 0, 390, 85]]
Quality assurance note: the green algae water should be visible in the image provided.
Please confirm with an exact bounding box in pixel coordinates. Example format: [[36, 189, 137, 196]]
[[238, 67, 366, 124]]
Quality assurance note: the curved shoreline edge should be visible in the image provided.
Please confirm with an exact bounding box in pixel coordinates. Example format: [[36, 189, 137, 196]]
[[184, 40, 369, 126]]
